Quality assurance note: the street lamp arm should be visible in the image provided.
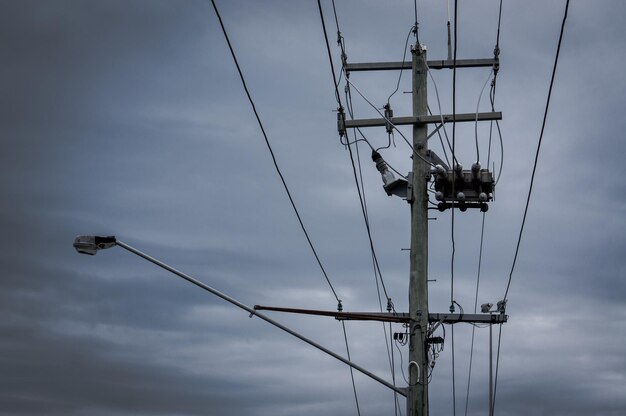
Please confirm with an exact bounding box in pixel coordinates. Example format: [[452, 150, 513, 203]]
[[74, 236, 406, 397]]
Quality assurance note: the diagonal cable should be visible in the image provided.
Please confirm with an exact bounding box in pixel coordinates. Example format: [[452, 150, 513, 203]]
[[494, 1, 570, 413], [210, 0, 340, 302]]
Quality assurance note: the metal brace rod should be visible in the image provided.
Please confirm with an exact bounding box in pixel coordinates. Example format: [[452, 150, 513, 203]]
[[344, 112, 502, 129], [345, 58, 498, 72], [254, 305, 508, 324], [112, 240, 406, 397], [429, 313, 507, 324]]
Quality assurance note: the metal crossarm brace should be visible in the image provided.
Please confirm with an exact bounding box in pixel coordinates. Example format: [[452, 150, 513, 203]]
[[345, 58, 498, 72], [253, 305, 508, 324], [344, 112, 502, 129], [428, 313, 507, 324]]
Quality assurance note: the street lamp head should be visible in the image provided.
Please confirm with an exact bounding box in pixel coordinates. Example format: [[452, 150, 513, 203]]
[[73, 235, 117, 255]]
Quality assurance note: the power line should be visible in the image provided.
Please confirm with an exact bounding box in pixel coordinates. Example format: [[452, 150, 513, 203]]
[[474, 69, 494, 163], [413, 0, 420, 43], [345, 121, 400, 394], [329, 0, 397, 322], [491, 0, 504, 185], [336, 35, 395, 307], [344, 112, 394, 305], [494, 1, 570, 413], [345, 77, 435, 168], [209, 0, 340, 302], [346, 129, 399, 416], [490, 85, 505, 185], [329, 6, 401, 412], [492, 324, 503, 415], [495, 0, 503, 53], [428, 106, 452, 167], [502, 0, 570, 307], [466, 60, 497, 416], [314, 2, 368, 414], [464, 213, 486, 416], [317, 0, 343, 109], [341, 321, 362, 416], [464, 2, 504, 414], [320, 2, 404, 414], [465, 12, 503, 410], [344, 115, 399, 396], [425, 61, 457, 165], [387, 26, 416, 106], [450, 1, 459, 415]]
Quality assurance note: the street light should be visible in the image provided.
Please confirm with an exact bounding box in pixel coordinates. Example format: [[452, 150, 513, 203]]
[[72, 235, 405, 396], [73, 235, 116, 255]]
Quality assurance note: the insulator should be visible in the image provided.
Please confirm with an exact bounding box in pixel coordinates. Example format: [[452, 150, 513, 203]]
[[472, 162, 481, 180], [337, 108, 346, 137], [456, 192, 466, 201], [435, 191, 444, 201], [384, 104, 394, 135], [372, 150, 388, 174], [479, 192, 488, 202], [372, 150, 396, 187]]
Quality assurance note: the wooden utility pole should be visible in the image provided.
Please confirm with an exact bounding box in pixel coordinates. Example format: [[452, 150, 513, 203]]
[[337, 44, 502, 415], [75, 5, 511, 416], [407, 44, 429, 416], [254, 31, 505, 416]]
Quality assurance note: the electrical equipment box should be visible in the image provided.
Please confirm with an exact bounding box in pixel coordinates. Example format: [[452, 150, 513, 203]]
[[433, 163, 494, 212]]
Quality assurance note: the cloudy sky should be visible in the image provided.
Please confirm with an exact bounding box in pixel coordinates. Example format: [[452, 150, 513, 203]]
[[2, 1, 626, 415]]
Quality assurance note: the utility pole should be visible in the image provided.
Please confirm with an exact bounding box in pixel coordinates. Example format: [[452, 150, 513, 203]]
[[338, 41, 503, 414], [256, 26, 506, 416], [75, 6, 510, 416], [408, 44, 429, 416]]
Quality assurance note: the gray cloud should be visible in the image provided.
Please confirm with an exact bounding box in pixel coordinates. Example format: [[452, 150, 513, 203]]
[[2, 0, 625, 415]]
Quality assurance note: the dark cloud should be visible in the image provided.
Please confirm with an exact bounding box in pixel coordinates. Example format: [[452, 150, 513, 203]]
[[1, 0, 625, 415]]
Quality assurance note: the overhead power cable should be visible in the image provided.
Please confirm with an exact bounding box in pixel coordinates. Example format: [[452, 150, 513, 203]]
[[466, 10, 500, 408], [328, 4, 400, 413], [212, 1, 365, 414], [210, 0, 340, 302], [342, 321, 362, 416], [413, 0, 420, 43], [425, 61, 457, 165], [490, 85, 505, 185], [502, 0, 570, 307], [474, 69, 494, 163], [463, 213, 486, 416], [317, 0, 343, 109], [345, 78, 435, 168], [387, 25, 416, 106], [318, 2, 401, 415], [450, 1, 459, 415], [494, 1, 570, 413], [490, 0, 505, 185], [450, 0, 458, 416], [495, 0, 503, 52]]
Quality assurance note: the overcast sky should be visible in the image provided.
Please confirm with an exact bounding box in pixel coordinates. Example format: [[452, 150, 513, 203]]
[[2, 1, 626, 415]]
